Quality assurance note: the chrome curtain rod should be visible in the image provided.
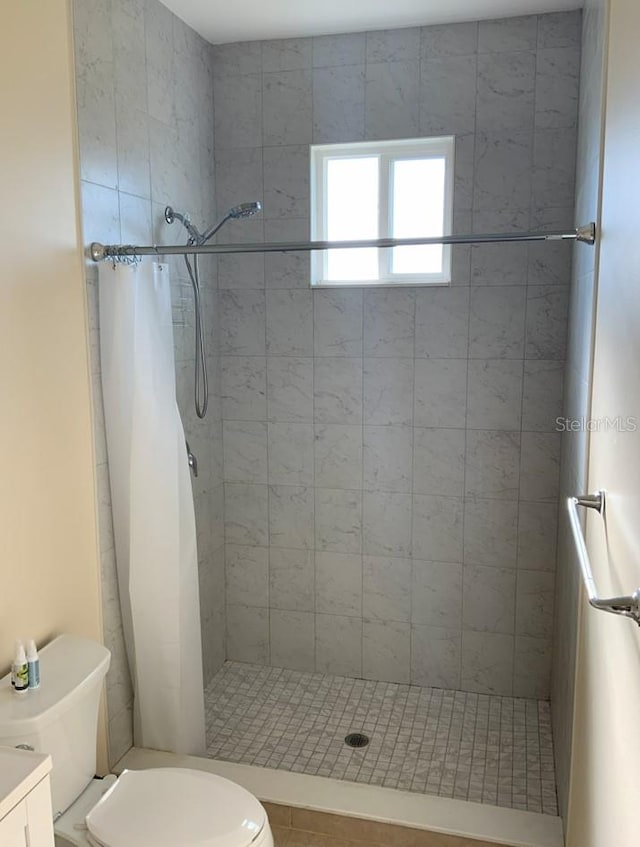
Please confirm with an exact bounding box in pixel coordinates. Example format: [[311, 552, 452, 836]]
[[90, 222, 596, 262]]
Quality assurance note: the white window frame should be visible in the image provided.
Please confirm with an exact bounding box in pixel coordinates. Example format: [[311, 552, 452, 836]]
[[310, 136, 455, 287]]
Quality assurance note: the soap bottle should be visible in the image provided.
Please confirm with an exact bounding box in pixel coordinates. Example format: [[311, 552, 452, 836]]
[[26, 639, 40, 689], [11, 641, 29, 694]]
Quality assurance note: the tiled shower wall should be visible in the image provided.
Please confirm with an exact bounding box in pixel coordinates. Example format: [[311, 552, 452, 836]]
[[552, 0, 607, 821], [216, 12, 581, 698], [74, 0, 224, 765]]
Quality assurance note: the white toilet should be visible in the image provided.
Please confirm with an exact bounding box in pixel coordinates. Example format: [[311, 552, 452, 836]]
[[0, 635, 274, 847]]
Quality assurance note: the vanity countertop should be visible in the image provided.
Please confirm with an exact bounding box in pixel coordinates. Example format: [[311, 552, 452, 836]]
[[0, 746, 52, 820]]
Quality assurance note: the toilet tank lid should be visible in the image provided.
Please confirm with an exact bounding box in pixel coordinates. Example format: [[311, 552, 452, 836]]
[[0, 635, 110, 736]]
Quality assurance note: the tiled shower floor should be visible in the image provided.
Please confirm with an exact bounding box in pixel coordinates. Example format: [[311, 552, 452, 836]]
[[205, 662, 558, 816]]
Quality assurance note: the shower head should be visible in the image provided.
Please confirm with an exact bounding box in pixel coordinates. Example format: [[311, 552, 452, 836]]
[[228, 201, 262, 219], [165, 201, 262, 245]]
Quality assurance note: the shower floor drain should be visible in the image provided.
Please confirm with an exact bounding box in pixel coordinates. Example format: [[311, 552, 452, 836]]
[[344, 732, 369, 748]]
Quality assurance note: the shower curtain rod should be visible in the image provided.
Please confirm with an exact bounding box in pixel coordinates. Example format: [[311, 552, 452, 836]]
[[90, 222, 596, 262]]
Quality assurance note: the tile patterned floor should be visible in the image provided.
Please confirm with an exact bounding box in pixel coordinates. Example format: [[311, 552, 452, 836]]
[[205, 662, 557, 816]]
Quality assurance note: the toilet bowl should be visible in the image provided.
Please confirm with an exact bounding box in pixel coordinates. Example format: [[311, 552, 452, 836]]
[[0, 635, 273, 847]]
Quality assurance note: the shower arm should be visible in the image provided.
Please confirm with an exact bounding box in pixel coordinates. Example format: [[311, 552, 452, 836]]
[[90, 222, 596, 262]]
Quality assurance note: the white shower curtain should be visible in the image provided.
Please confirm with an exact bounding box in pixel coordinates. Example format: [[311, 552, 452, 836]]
[[99, 261, 205, 755]]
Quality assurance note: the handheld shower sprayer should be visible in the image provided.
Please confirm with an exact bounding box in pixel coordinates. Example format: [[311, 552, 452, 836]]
[[165, 200, 262, 420]]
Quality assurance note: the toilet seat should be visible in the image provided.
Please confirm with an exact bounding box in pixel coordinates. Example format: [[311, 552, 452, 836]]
[[84, 768, 267, 847]]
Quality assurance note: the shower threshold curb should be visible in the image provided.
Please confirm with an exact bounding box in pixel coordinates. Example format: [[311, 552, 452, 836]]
[[115, 748, 562, 847]]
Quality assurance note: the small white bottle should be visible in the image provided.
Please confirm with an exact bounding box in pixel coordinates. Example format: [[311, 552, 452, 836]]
[[11, 641, 29, 695], [26, 639, 40, 690]]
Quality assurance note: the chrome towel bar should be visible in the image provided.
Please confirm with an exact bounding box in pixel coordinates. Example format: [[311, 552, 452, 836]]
[[567, 490, 640, 625]]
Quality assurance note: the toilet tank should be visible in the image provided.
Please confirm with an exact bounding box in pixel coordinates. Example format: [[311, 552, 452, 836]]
[[0, 635, 110, 818]]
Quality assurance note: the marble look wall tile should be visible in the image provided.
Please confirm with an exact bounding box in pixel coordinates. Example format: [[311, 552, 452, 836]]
[[478, 16, 538, 53], [108, 704, 134, 768], [314, 358, 363, 424], [366, 26, 419, 62], [414, 359, 467, 428], [263, 145, 310, 219], [469, 287, 526, 358], [413, 428, 465, 497], [214, 148, 264, 222], [219, 290, 266, 356], [461, 631, 514, 695], [226, 605, 269, 663], [262, 38, 312, 73], [516, 569, 556, 638], [465, 430, 521, 500], [315, 488, 362, 553], [411, 560, 463, 627], [270, 610, 315, 671], [527, 238, 572, 288], [537, 10, 582, 49], [269, 547, 314, 611], [315, 551, 362, 616], [314, 289, 363, 357], [412, 495, 464, 563], [264, 218, 311, 289], [224, 483, 269, 546], [532, 129, 577, 208], [363, 426, 413, 493], [522, 360, 564, 431], [267, 357, 313, 422], [268, 423, 314, 486], [411, 625, 461, 689], [315, 614, 363, 676], [513, 635, 551, 698], [363, 289, 415, 357], [144, 0, 174, 125], [363, 556, 411, 622], [115, 106, 151, 199], [223, 421, 268, 483], [269, 485, 314, 549], [314, 425, 362, 490], [214, 73, 262, 149], [225, 544, 269, 607], [525, 285, 569, 360], [364, 358, 414, 426], [420, 55, 477, 136], [421, 22, 478, 58], [221, 357, 267, 421], [535, 47, 580, 129], [363, 492, 412, 557], [266, 289, 313, 355], [414, 287, 469, 358], [476, 52, 536, 132], [365, 61, 420, 139], [466, 359, 523, 431], [313, 65, 365, 144], [473, 132, 533, 212], [470, 208, 530, 286], [263, 70, 313, 146], [313, 32, 366, 67], [463, 498, 518, 568], [463, 564, 516, 635], [212, 41, 262, 77], [517, 501, 558, 571], [520, 432, 561, 503], [363, 619, 411, 684]]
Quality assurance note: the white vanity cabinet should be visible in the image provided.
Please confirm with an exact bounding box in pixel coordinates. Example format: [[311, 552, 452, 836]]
[[0, 747, 55, 847]]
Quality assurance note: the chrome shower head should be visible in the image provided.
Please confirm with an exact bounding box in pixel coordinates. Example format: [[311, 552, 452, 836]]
[[228, 201, 262, 219]]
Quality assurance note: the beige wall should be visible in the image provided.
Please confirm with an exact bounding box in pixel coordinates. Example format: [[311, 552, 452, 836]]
[[566, 0, 640, 844], [0, 3, 106, 765]]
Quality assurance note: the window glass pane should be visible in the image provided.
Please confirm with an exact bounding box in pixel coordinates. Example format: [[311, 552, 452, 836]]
[[391, 157, 445, 275], [326, 156, 378, 281]]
